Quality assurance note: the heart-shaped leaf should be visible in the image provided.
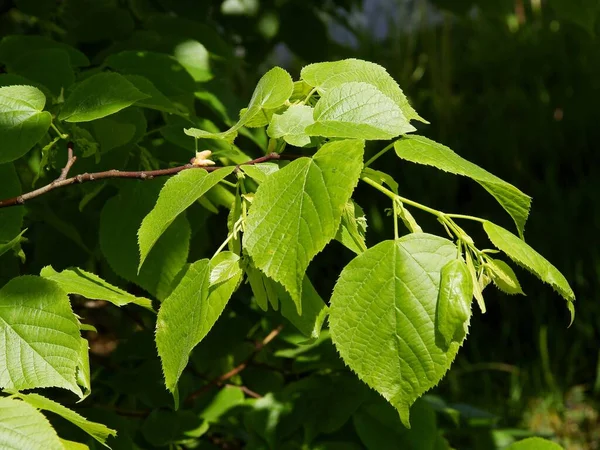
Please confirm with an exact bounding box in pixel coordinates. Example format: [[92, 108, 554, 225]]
[[329, 234, 463, 427]]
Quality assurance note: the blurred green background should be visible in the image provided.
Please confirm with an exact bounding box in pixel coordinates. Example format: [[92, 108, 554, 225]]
[[1, 0, 598, 448]]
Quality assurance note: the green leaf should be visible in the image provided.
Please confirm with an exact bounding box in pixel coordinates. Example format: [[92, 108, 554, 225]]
[[267, 104, 314, 147], [0, 229, 26, 258], [8, 49, 74, 97], [239, 163, 280, 184], [300, 58, 426, 123], [91, 107, 147, 153], [13, 393, 116, 447], [394, 135, 531, 237], [552, 0, 599, 35], [123, 74, 181, 114], [157, 253, 242, 393], [306, 82, 415, 140], [157, 259, 210, 394], [75, 337, 91, 399], [244, 139, 364, 309], [185, 66, 293, 143], [0, 276, 82, 396], [59, 72, 149, 122], [0, 397, 63, 450], [486, 258, 524, 295], [335, 200, 368, 254], [329, 234, 462, 427], [483, 221, 575, 322], [199, 385, 245, 422], [0, 35, 89, 67], [173, 39, 212, 82], [436, 259, 473, 348], [40, 266, 154, 311], [353, 398, 438, 450], [247, 268, 329, 339], [105, 50, 196, 97], [100, 180, 191, 301], [138, 167, 235, 270], [506, 437, 563, 450], [0, 85, 52, 163], [60, 438, 90, 450], [465, 251, 486, 313], [0, 164, 24, 242]]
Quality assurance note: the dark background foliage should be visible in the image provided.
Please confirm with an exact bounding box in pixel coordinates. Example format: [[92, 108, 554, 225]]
[[0, 0, 597, 448]]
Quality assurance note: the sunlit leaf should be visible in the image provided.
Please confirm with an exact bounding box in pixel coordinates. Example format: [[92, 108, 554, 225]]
[[244, 139, 364, 309], [185, 66, 293, 143], [14, 393, 116, 447], [0, 276, 82, 396], [59, 72, 149, 122], [267, 104, 314, 147], [436, 259, 473, 347], [394, 135, 531, 237], [138, 167, 235, 270], [40, 266, 154, 311], [483, 221, 575, 323], [300, 58, 426, 123], [0, 397, 63, 450], [306, 82, 415, 140], [0, 85, 51, 163], [329, 234, 461, 427], [156, 252, 242, 394]]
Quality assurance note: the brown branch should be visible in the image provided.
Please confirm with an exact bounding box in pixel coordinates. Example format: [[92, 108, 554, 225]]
[[185, 325, 284, 404], [0, 150, 299, 209]]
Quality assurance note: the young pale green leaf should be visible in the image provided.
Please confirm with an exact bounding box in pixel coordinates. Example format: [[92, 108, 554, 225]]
[[267, 104, 315, 147], [239, 163, 280, 184], [59, 72, 149, 122], [138, 167, 235, 270], [486, 258, 524, 295], [245, 264, 279, 311], [185, 66, 293, 142], [483, 221, 575, 322], [300, 58, 426, 123], [157, 253, 242, 394], [100, 180, 190, 301], [436, 259, 473, 348], [243, 139, 364, 310], [0, 276, 82, 396], [329, 234, 462, 428], [394, 135, 531, 237], [465, 251, 486, 313], [335, 200, 368, 254], [306, 82, 415, 140], [13, 393, 116, 447], [0, 229, 26, 258], [278, 276, 329, 340], [75, 337, 91, 399], [123, 75, 181, 114], [0, 397, 63, 450], [0, 85, 52, 164], [157, 259, 210, 394], [40, 266, 154, 311], [506, 437, 563, 450]]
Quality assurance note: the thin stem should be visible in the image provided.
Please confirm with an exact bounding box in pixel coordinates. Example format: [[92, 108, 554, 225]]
[[365, 141, 396, 167], [212, 217, 243, 258], [392, 199, 399, 239], [444, 213, 486, 223], [50, 122, 68, 139], [0, 151, 300, 209], [185, 325, 284, 404]]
